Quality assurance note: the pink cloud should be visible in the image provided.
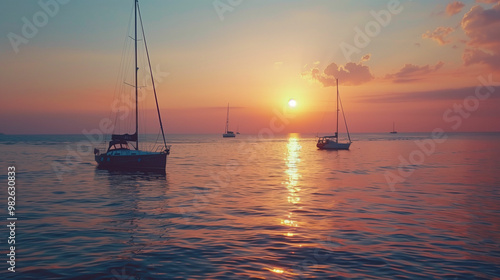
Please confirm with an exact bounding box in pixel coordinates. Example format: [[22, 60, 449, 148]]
[[461, 2, 500, 69], [310, 60, 374, 86], [385, 61, 445, 83], [422, 26, 454, 45], [461, 3, 500, 48], [446, 1, 465, 16]]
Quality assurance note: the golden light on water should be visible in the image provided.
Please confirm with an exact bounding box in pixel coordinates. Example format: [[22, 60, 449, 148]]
[[285, 136, 301, 205], [281, 219, 298, 227], [269, 135, 304, 277], [279, 135, 302, 232], [265, 267, 301, 277], [271, 268, 284, 274]]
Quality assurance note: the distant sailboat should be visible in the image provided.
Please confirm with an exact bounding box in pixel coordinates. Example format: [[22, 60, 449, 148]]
[[317, 79, 352, 150], [94, 0, 170, 172], [390, 122, 398, 134], [223, 103, 236, 138]]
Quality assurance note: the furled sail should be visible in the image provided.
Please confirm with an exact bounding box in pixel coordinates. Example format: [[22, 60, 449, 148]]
[[111, 133, 138, 142]]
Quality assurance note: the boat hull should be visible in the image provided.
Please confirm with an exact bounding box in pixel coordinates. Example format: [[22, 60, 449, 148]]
[[317, 140, 351, 150], [222, 133, 235, 138], [95, 152, 167, 172]]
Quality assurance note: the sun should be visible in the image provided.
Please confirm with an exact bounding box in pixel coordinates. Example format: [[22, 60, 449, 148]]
[[288, 99, 297, 108]]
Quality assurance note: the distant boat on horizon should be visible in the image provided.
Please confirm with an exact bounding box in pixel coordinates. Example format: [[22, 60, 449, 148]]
[[317, 79, 352, 150], [223, 103, 236, 138], [390, 122, 398, 134], [94, 0, 170, 172]]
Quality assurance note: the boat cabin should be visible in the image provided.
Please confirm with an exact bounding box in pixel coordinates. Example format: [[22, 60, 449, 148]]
[[317, 133, 338, 144], [107, 140, 131, 152]]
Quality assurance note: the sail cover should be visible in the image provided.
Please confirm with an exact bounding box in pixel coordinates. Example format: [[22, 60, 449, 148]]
[[111, 133, 137, 142]]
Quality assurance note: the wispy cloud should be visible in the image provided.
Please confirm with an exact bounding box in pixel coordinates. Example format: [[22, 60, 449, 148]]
[[385, 61, 444, 83], [422, 26, 454, 45], [361, 86, 500, 103], [475, 0, 500, 4], [446, 1, 466, 16], [361, 54, 371, 62]]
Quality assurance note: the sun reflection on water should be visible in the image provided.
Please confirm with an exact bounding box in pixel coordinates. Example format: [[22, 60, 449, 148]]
[[280, 134, 302, 238]]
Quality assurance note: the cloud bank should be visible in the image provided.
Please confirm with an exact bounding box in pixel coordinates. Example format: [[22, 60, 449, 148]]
[[461, 2, 500, 69]]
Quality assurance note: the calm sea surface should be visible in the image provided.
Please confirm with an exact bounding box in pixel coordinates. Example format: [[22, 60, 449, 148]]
[[1, 133, 499, 279]]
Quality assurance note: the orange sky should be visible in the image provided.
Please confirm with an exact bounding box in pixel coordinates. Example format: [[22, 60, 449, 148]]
[[1, 0, 499, 134]]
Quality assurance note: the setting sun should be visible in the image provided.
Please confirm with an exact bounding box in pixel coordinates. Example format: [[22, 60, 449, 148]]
[[288, 99, 297, 108]]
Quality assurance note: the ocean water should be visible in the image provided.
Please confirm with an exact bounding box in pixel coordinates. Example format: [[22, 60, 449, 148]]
[[1, 132, 500, 279]]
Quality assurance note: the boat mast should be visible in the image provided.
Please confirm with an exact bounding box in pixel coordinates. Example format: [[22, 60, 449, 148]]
[[137, 1, 168, 149], [134, 0, 139, 150], [336, 78, 339, 143], [226, 103, 229, 133]]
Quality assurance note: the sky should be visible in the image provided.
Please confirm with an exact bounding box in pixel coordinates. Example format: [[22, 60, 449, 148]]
[[1, 0, 499, 134]]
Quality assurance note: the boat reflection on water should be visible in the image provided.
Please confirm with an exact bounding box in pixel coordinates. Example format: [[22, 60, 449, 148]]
[[92, 167, 170, 260], [96, 168, 167, 180]]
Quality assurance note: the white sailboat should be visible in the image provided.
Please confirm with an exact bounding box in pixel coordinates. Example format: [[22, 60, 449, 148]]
[[317, 79, 352, 150], [94, 0, 170, 171], [223, 103, 236, 138]]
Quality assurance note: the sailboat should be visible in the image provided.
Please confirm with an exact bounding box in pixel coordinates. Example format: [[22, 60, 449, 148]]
[[390, 122, 398, 134], [223, 103, 236, 138], [94, 0, 170, 171], [317, 79, 352, 150]]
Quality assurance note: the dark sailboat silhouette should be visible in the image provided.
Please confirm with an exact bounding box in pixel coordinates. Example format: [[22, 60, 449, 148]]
[[222, 103, 236, 138], [390, 122, 398, 134], [94, 0, 170, 172]]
